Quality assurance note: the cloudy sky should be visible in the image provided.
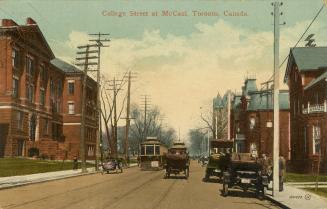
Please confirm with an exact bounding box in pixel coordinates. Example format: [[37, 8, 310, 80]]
[[1, 0, 327, 140]]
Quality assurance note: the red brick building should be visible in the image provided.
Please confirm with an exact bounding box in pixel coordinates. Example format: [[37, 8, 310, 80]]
[[284, 47, 327, 173], [231, 78, 291, 160], [0, 18, 98, 160]]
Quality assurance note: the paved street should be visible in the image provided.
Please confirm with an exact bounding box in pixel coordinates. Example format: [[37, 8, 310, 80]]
[[0, 161, 279, 209]]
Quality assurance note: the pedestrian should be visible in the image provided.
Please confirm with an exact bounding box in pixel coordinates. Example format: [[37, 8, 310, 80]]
[[73, 156, 78, 170], [279, 156, 286, 192]]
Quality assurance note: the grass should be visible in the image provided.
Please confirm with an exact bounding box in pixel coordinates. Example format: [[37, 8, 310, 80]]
[[285, 172, 327, 182], [304, 188, 327, 198], [0, 158, 94, 177]]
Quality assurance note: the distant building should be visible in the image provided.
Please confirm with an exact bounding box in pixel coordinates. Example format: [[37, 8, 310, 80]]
[[230, 78, 291, 160], [0, 18, 98, 160], [284, 47, 327, 173]]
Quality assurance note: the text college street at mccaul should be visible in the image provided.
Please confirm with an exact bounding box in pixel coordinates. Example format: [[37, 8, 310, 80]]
[[102, 10, 248, 17]]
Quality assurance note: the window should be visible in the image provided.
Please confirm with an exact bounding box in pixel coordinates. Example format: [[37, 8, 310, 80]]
[[68, 102, 75, 114], [12, 77, 19, 98], [68, 82, 74, 95], [58, 80, 62, 97], [249, 117, 255, 130], [146, 145, 154, 156], [155, 145, 160, 155], [43, 118, 49, 136], [303, 126, 307, 153], [50, 78, 54, 97], [28, 85, 34, 103], [40, 89, 45, 106], [313, 126, 321, 155], [26, 57, 35, 76], [29, 114, 36, 141], [17, 111, 24, 130], [87, 145, 95, 156], [12, 48, 19, 69], [40, 65, 46, 82]]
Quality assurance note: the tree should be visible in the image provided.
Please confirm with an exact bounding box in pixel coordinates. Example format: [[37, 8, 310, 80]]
[[188, 129, 207, 156], [200, 95, 228, 140], [128, 104, 176, 154], [100, 74, 128, 157]]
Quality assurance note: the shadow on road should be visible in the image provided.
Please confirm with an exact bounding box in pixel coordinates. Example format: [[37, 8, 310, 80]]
[[219, 189, 260, 199], [164, 175, 187, 180], [202, 177, 221, 183]]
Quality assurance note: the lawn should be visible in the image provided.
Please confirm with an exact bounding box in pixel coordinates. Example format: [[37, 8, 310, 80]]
[[304, 188, 327, 198], [0, 158, 94, 177], [286, 172, 327, 182]]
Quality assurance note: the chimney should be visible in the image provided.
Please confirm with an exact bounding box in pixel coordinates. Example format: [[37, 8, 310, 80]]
[[26, 17, 37, 25], [1, 19, 18, 27]]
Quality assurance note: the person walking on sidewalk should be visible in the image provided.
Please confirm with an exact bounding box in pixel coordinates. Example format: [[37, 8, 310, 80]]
[[73, 156, 78, 170], [279, 156, 286, 192]]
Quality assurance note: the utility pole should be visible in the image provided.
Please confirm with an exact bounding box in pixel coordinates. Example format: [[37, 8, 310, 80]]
[[123, 71, 137, 161], [227, 91, 231, 140], [141, 95, 151, 139], [76, 44, 99, 173], [107, 77, 123, 158], [89, 32, 110, 171], [272, 1, 282, 196]]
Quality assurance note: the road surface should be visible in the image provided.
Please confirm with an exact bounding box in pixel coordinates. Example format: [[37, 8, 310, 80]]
[[0, 161, 280, 209]]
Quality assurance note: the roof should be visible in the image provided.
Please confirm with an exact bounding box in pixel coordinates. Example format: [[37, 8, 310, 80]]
[[243, 79, 257, 96], [284, 47, 327, 82], [304, 70, 327, 90], [291, 47, 327, 71], [51, 58, 81, 74], [141, 138, 161, 145], [170, 141, 187, 149], [247, 90, 289, 111], [0, 19, 55, 59]]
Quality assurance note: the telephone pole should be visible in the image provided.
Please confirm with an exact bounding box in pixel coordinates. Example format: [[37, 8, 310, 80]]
[[76, 44, 99, 173], [123, 71, 137, 161], [107, 77, 123, 158], [141, 95, 151, 139], [89, 33, 110, 170], [272, 1, 283, 196]]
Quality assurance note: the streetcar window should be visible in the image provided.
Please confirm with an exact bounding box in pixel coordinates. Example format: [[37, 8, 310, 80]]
[[141, 145, 145, 155], [146, 145, 154, 156], [155, 145, 160, 155]]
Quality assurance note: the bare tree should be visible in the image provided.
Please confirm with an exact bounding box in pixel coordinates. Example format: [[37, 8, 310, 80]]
[[200, 102, 228, 140], [128, 104, 176, 154], [100, 73, 128, 157]]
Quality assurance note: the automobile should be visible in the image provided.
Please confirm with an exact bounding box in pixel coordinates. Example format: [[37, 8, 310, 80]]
[[102, 158, 123, 174], [164, 141, 190, 179], [204, 140, 233, 181], [222, 153, 269, 199]]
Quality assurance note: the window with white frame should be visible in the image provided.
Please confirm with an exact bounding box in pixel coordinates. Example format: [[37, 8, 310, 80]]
[[249, 117, 255, 130], [26, 56, 35, 76], [87, 145, 95, 156], [313, 125, 321, 155], [68, 102, 75, 114], [17, 111, 24, 130], [12, 48, 19, 69], [28, 85, 34, 103], [12, 77, 19, 98]]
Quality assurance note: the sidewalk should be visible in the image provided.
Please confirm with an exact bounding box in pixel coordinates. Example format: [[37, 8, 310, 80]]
[[0, 163, 138, 190], [265, 184, 327, 209]]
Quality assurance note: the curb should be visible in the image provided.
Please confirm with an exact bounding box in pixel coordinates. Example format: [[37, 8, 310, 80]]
[[0, 164, 139, 191], [0, 170, 99, 191], [264, 194, 291, 209]]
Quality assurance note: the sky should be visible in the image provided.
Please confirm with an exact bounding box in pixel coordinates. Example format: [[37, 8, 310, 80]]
[[1, 0, 327, 141]]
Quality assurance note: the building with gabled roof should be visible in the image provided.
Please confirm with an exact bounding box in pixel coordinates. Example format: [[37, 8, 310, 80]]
[[0, 18, 98, 160], [284, 46, 327, 173]]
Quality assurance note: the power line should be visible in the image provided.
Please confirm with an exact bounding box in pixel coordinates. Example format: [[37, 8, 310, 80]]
[[262, 3, 326, 85]]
